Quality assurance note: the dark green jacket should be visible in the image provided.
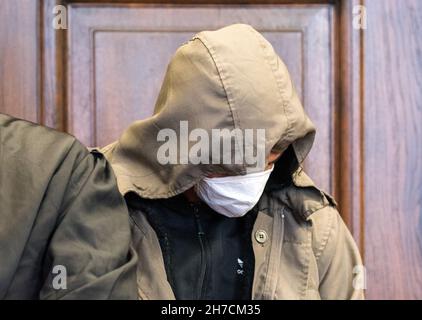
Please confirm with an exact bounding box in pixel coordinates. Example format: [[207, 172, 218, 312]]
[[0, 114, 137, 299]]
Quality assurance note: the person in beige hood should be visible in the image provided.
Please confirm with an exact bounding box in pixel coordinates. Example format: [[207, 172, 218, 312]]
[[102, 24, 364, 300]]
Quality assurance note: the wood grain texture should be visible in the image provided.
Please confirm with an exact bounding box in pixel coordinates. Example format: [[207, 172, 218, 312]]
[[66, 4, 335, 195], [335, 0, 365, 255], [364, 0, 422, 299], [0, 0, 40, 122], [41, 0, 68, 130]]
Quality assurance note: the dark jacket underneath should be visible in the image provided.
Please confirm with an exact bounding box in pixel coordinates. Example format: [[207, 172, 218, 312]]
[[0, 114, 137, 299], [126, 193, 256, 300]]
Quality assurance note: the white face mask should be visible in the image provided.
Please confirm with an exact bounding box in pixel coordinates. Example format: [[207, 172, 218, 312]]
[[194, 166, 274, 218]]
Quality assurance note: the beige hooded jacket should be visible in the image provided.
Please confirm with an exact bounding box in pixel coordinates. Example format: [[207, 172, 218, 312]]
[[102, 24, 364, 300]]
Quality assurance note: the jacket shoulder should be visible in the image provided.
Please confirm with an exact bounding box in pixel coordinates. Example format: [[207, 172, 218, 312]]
[[284, 169, 342, 260], [0, 114, 88, 171], [308, 204, 339, 261]]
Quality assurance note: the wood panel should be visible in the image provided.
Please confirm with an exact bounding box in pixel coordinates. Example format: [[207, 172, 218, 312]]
[[0, 0, 40, 122], [41, 0, 68, 130], [363, 0, 422, 300], [65, 4, 335, 195]]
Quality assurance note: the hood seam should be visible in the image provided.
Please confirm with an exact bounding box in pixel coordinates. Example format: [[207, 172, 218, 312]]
[[248, 27, 295, 149], [193, 35, 247, 175]]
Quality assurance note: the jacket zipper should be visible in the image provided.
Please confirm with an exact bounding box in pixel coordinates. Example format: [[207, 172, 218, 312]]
[[192, 204, 207, 300]]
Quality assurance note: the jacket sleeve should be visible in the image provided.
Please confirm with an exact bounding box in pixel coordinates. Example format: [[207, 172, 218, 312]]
[[315, 207, 365, 300], [39, 143, 137, 300]]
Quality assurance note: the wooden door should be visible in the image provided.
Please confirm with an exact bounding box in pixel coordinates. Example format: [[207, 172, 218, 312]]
[[65, 4, 335, 192], [9, 0, 364, 294], [40, 0, 363, 293], [41, 0, 349, 195]]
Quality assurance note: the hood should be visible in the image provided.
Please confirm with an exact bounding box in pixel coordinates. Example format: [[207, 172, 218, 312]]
[[103, 24, 316, 199]]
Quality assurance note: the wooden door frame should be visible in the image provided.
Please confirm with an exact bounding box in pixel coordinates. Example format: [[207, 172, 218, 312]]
[[39, 0, 366, 254]]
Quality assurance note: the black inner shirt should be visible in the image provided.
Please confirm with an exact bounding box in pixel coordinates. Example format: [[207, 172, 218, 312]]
[[126, 192, 257, 300]]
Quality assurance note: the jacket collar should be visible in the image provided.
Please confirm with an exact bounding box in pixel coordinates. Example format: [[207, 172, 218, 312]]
[[268, 168, 337, 221]]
